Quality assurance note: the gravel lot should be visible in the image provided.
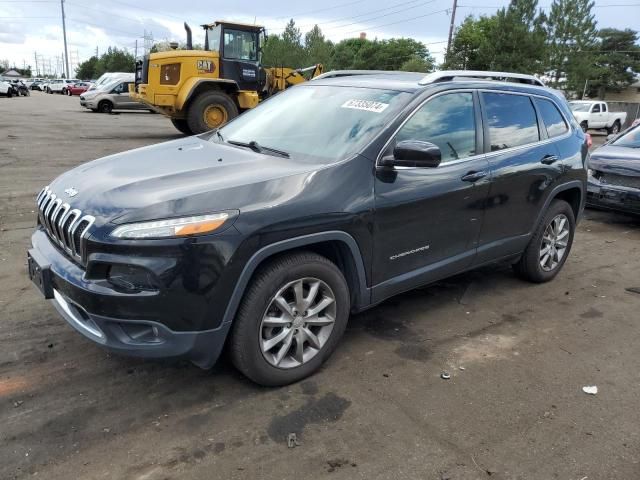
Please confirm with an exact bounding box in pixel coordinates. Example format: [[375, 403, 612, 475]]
[[1, 92, 639, 480]]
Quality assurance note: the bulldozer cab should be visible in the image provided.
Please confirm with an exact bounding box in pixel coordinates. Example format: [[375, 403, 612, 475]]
[[203, 21, 265, 91]]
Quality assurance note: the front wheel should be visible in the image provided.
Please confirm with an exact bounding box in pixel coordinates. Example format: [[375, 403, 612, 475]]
[[170, 118, 193, 135], [230, 251, 350, 386], [513, 200, 576, 283], [580, 121, 588, 133], [186, 90, 238, 134], [98, 100, 113, 113]]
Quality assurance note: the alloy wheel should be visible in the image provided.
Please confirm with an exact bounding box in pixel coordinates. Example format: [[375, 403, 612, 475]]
[[539, 214, 570, 272], [260, 277, 336, 369]]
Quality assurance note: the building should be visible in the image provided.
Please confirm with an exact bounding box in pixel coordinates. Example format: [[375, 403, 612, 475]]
[[0, 69, 23, 79]]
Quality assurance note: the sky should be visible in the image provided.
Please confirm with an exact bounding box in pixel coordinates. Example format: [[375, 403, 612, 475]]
[[0, 0, 639, 77]]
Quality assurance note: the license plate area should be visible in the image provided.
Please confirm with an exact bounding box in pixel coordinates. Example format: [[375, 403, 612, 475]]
[[27, 249, 53, 299]]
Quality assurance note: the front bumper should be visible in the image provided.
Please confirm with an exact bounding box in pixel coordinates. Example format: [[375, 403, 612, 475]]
[[28, 228, 237, 368], [587, 179, 640, 214]]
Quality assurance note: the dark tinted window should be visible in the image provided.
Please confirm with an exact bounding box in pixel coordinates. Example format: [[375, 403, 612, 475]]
[[483, 92, 539, 151], [592, 104, 601, 113], [396, 92, 476, 162], [534, 98, 568, 138]]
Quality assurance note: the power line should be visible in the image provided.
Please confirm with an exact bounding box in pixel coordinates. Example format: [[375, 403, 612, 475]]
[[344, 8, 449, 35], [272, 0, 369, 21]]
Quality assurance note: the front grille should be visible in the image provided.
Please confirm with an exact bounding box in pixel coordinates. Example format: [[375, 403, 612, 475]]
[[36, 186, 95, 265], [600, 173, 640, 190]]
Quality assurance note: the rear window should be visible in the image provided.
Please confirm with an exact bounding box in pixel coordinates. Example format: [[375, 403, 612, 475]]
[[534, 98, 569, 138], [482, 92, 539, 151]]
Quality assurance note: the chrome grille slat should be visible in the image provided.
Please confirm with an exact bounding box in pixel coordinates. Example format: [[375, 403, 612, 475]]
[[35, 186, 95, 265]]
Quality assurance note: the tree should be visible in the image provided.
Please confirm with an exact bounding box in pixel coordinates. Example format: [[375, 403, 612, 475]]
[[546, 0, 598, 92], [97, 47, 135, 75], [443, 16, 496, 69], [76, 55, 99, 79], [329, 37, 433, 71], [400, 55, 432, 72], [262, 19, 307, 67], [590, 28, 640, 98], [489, 0, 548, 73], [304, 25, 333, 67]]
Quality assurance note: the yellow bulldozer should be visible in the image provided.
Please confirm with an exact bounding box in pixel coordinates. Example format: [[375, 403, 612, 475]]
[[130, 21, 324, 135]]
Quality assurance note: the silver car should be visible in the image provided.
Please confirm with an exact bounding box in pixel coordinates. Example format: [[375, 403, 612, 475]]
[[79, 80, 147, 113]]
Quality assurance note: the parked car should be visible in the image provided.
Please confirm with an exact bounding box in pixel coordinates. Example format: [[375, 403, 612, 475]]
[[11, 80, 30, 96], [47, 79, 79, 94], [30, 81, 44, 91], [28, 70, 588, 386], [570, 101, 627, 135], [79, 80, 145, 113], [0, 80, 13, 97], [40, 81, 50, 92], [587, 123, 640, 215], [66, 82, 92, 96]]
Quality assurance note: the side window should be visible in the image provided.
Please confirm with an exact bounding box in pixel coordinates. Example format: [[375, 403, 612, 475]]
[[602, 103, 607, 112], [395, 92, 476, 163], [482, 92, 539, 151], [534, 98, 569, 138], [592, 104, 601, 113]]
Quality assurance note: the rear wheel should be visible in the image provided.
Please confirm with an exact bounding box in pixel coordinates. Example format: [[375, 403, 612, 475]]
[[230, 251, 350, 386], [513, 200, 575, 283], [170, 118, 193, 135], [98, 100, 113, 113], [607, 120, 621, 135], [186, 90, 238, 134]]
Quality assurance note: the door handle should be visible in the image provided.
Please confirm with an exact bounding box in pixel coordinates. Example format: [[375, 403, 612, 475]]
[[461, 171, 488, 182], [541, 154, 559, 165]]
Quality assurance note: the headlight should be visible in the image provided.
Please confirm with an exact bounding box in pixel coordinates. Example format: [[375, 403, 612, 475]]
[[111, 212, 231, 239]]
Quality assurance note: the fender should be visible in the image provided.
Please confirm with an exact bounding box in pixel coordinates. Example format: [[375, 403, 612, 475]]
[[220, 231, 370, 326], [531, 179, 585, 232], [178, 78, 239, 111]]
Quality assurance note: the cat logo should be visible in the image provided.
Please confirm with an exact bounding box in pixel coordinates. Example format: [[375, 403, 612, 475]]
[[197, 60, 215, 73]]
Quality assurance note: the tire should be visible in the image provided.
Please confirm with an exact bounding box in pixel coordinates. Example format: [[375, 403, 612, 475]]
[[61, 88, 67, 95], [171, 118, 193, 135], [186, 90, 238, 134], [607, 120, 621, 135], [6, 90, 12, 98], [67, 89, 72, 96], [230, 251, 350, 386], [513, 199, 576, 283], [580, 121, 588, 132], [98, 100, 113, 113]]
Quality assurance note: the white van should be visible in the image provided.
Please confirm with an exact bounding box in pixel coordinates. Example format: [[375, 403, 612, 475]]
[[87, 72, 134, 92]]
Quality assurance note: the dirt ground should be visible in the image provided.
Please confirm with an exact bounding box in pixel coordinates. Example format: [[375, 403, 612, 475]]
[[1, 93, 639, 480]]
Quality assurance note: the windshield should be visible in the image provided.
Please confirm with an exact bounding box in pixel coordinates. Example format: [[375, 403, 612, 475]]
[[223, 28, 258, 61], [217, 85, 411, 163], [207, 25, 222, 52], [612, 125, 640, 148], [570, 102, 592, 112]]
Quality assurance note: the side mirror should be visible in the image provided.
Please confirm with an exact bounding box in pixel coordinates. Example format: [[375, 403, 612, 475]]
[[380, 140, 442, 168]]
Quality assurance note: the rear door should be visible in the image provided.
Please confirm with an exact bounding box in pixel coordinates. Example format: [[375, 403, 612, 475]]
[[475, 91, 566, 263], [372, 90, 490, 300]]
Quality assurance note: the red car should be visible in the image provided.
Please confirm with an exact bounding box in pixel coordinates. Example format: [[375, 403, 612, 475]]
[[66, 82, 92, 96]]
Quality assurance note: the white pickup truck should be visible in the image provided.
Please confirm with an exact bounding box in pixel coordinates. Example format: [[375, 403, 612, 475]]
[[569, 101, 627, 135]]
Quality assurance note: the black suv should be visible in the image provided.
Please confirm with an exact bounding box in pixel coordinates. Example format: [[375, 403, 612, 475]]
[[28, 70, 588, 386]]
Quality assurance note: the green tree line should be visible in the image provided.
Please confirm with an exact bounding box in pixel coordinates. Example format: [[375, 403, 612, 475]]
[[76, 47, 135, 79], [444, 0, 640, 97], [262, 20, 435, 73]]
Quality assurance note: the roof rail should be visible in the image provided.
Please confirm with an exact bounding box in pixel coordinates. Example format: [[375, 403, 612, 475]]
[[419, 70, 546, 87], [313, 70, 415, 81]]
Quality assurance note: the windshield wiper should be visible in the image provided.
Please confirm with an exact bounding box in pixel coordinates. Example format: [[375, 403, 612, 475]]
[[227, 140, 290, 158]]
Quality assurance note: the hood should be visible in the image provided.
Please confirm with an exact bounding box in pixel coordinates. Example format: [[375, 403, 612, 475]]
[[589, 145, 640, 177], [48, 135, 323, 225]]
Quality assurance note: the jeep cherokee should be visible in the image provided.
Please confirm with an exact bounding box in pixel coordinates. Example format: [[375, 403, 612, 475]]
[[28, 70, 588, 386]]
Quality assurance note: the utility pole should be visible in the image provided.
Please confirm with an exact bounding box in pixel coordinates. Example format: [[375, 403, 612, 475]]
[[60, 0, 70, 78], [34, 52, 38, 76], [135, 39, 138, 60], [446, 0, 458, 62]]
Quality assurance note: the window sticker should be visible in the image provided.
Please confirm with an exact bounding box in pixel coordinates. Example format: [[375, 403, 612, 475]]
[[341, 99, 389, 113]]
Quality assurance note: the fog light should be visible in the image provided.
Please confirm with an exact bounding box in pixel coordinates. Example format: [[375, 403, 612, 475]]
[[107, 264, 158, 292]]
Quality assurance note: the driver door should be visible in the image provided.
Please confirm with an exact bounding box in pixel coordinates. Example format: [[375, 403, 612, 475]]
[[372, 90, 490, 301]]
